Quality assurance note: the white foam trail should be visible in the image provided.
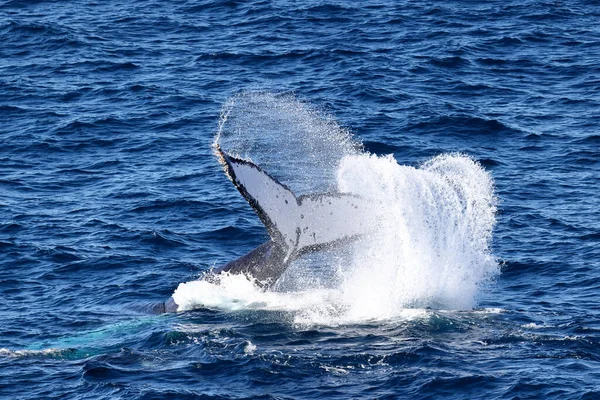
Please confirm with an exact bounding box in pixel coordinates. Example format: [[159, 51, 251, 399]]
[[174, 149, 498, 324], [0, 348, 71, 358]]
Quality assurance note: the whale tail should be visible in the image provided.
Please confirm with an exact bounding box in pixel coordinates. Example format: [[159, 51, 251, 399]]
[[215, 145, 370, 263]]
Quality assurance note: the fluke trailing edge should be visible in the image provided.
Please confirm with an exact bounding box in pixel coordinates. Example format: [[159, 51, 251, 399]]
[[159, 146, 370, 313]]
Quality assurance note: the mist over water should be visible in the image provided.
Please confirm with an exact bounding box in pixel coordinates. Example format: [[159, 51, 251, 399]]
[[214, 92, 361, 195], [174, 93, 498, 322]]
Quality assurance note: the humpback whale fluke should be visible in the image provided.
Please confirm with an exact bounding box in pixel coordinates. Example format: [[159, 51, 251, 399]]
[[159, 146, 371, 312], [215, 145, 369, 264]]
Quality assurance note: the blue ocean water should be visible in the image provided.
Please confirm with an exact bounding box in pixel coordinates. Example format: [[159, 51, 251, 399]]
[[1, 0, 599, 398]]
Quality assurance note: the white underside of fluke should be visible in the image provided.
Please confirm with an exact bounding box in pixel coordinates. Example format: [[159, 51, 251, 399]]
[[216, 146, 370, 261]]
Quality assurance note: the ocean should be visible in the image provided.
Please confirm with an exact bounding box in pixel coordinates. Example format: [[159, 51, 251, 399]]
[[1, 1, 599, 398]]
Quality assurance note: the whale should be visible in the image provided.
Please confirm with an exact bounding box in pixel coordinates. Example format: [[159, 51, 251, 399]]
[[155, 145, 370, 313]]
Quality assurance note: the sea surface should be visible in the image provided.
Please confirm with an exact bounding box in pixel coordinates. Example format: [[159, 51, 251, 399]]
[[1, 1, 599, 399]]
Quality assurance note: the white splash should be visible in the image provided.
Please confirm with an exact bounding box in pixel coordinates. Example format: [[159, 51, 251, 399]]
[[173, 92, 498, 324], [333, 152, 498, 320], [244, 341, 257, 355]]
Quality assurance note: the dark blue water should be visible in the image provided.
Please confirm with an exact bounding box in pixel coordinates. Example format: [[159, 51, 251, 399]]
[[1, 1, 599, 398]]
